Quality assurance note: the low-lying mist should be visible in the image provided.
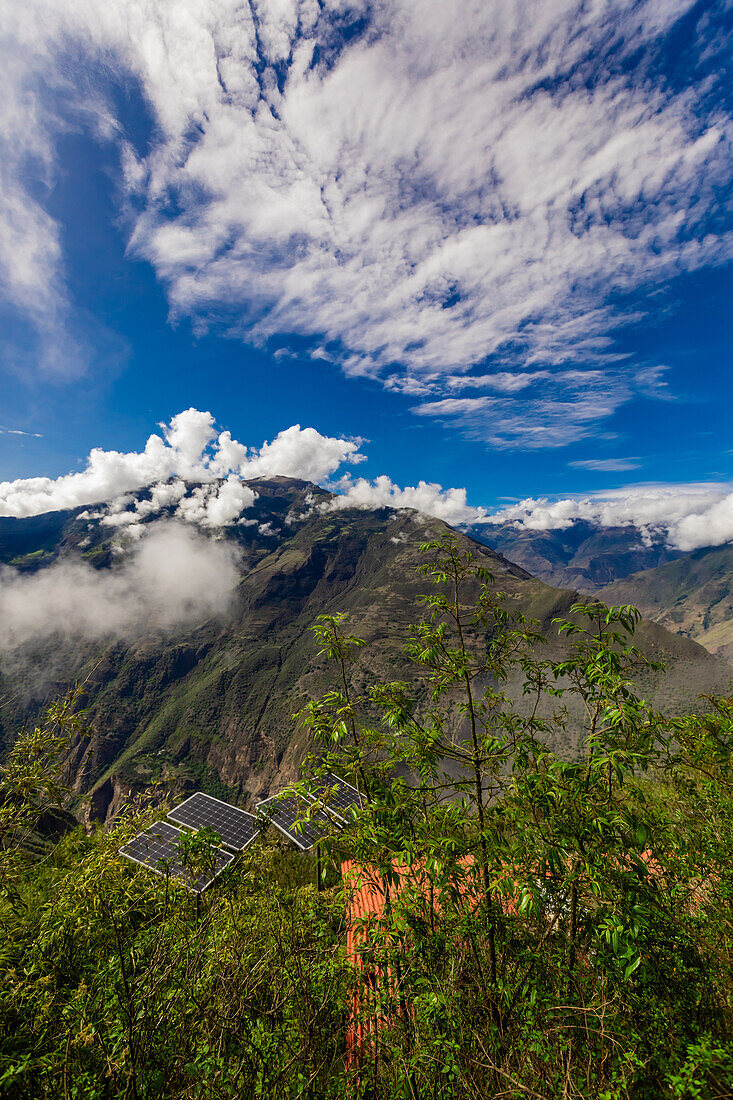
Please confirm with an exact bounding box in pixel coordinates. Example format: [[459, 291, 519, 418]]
[[0, 522, 241, 650]]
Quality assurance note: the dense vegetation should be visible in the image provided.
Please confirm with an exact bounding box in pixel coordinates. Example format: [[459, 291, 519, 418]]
[[1, 535, 732, 1098]]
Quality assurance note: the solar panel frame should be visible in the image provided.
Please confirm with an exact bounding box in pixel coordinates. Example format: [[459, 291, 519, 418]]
[[119, 820, 234, 893], [305, 773, 364, 823], [167, 791, 260, 852], [255, 792, 333, 851]]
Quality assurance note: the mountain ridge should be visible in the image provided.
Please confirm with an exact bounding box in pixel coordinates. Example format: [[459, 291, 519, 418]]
[[2, 479, 731, 822], [598, 543, 733, 663]]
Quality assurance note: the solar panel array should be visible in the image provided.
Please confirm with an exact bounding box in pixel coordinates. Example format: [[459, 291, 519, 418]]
[[256, 793, 332, 851], [119, 820, 234, 893], [306, 773, 364, 822], [119, 774, 364, 887], [256, 773, 364, 850], [168, 792, 259, 852]]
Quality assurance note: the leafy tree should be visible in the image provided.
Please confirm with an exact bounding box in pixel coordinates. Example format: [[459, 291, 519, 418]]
[[299, 534, 733, 1097]]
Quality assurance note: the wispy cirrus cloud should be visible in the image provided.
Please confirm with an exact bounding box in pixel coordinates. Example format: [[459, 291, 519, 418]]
[[1, 1, 732, 441], [411, 369, 640, 449], [569, 458, 641, 473], [0, 8, 128, 377]]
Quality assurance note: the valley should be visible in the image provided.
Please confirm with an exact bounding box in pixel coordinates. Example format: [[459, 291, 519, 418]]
[[2, 478, 731, 823]]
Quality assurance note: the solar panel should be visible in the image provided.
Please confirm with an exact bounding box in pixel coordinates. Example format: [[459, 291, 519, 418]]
[[167, 792, 259, 852], [119, 820, 234, 892], [305, 773, 364, 823], [256, 793, 332, 851]]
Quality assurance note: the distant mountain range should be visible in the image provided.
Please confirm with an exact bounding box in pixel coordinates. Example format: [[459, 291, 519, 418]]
[[466, 520, 687, 591], [597, 545, 733, 663], [467, 520, 733, 662], [1, 479, 731, 821]]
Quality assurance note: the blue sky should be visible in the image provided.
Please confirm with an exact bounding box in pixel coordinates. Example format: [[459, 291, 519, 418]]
[[1, 0, 731, 540]]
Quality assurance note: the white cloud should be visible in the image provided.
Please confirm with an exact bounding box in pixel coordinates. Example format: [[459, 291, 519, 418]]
[[0, 410, 205, 518], [412, 371, 632, 449], [175, 476, 256, 528], [322, 470, 733, 552], [446, 372, 549, 394], [673, 494, 733, 552], [0, 5, 128, 376], [139, 479, 188, 515], [0, 409, 365, 521], [0, 21, 66, 368], [324, 475, 487, 527], [162, 408, 217, 467], [481, 483, 733, 551], [1, 410, 732, 552], [2, 1, 731, 440], [0, 522, 241, 650], [237, 424, 365, 482], [569, 458, 641, 472]]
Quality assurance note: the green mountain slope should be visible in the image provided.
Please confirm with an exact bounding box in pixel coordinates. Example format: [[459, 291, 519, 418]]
[[2, 480, 731, 821], [598, 544, 733, 663]]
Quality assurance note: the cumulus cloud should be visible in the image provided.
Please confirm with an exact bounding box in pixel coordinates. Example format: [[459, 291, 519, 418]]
[[0, 522, 241, 650], [317, 468, 733, 551], [329, 476, 733, 551], [0, 409, 365, 520], [238, 425, 365, 483], [3, 409, 733, 552], [175, 476, 256, 528], [482, 484, 733, 551], [3, 1, 732, 441], [324, 475, 487, 527]]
